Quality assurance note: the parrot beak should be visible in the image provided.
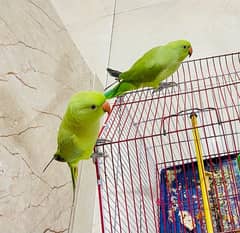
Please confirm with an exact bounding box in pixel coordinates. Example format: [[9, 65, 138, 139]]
[[188, 47, 193, 57], [102, 101, 111, 114]]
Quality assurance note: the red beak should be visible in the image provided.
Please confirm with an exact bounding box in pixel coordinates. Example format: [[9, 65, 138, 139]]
[[102, 101, 111, 114], [188, 47, 193, 57]]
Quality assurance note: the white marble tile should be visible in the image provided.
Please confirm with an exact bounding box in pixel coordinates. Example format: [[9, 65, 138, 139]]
[[114, 0, 163, 13], [51, 0, 113, 25], [51, 0, 115, 85], [108, 0, 240, 71], [67, 15, 114, 86]]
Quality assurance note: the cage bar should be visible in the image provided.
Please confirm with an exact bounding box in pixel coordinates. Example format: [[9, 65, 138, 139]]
[[190, 113, 214, 233]]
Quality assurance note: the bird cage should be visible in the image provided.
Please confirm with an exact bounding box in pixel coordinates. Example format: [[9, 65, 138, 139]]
[[95, 52, 240, 233]]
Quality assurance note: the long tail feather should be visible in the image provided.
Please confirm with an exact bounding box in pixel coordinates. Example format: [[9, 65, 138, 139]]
[[68, 165, 78, 233], [42, 154, 65, 173], [69, 165, 78, 200], [104, 82, 137, 99], [107, 68, 122, 78], [104, 83, 121, 99], [42, 156, 55, 173]]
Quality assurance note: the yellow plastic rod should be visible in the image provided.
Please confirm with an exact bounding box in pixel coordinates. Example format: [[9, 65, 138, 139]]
[[190, 113, 214, 233]]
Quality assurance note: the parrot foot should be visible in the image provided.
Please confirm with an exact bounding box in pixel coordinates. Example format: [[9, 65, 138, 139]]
[[95, 138, 111, 146], [91, 151, 109, 163], [152, 82, 178, 94], [92, 139, 111, 163]]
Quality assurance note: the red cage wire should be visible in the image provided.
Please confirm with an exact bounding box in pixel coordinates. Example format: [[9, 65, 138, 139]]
[[95, 52, 240, 233]]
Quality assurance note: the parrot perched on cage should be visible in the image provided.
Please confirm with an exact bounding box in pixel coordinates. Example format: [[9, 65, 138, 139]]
[[43, 91, 111, 198], [104, 40, 192, 99]]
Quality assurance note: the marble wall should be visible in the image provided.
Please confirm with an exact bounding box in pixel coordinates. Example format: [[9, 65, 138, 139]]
[[0, 0, 102, 232]]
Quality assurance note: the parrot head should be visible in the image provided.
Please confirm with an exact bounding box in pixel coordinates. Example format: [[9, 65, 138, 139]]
[[67, 91, 111, 124], [167, 40, 192, 61]]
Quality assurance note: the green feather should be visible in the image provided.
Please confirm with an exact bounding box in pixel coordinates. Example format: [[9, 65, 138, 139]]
[[104, 82, 136, 99], [69, 164, 78, 198]]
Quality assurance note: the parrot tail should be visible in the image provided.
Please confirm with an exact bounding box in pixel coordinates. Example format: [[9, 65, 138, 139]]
[[104, 81, 137, 99], [42, 157, 55, 173], [69, 164, 78, 194], [68, 165, 78, 233], [42, 154, 66, 173], [107, 68, 122, 78], [104, 83, 121, 99]]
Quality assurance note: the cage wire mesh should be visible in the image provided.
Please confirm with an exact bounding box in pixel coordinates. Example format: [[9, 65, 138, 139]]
[[95, 52, 240, 233]]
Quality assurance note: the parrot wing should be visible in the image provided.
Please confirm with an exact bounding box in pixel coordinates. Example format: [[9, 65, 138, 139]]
[[120, 46, 173, 83], [56, 130, 83, 164]]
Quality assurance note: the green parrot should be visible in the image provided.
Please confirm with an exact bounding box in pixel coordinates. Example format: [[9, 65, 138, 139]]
[[43, 91, 111, 197], [104, 40, 193, 99]]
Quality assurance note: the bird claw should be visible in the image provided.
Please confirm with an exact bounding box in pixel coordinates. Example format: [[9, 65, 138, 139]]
[[152, 82, 178, 94], [95, 138, 111, 146], [93, 139, 111, 163], [91, 151, 109, 163]]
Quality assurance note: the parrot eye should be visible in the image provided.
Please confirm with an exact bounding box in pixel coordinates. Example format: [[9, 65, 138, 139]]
[[91, 105, 97, 110], [183, 45, 187, 49]]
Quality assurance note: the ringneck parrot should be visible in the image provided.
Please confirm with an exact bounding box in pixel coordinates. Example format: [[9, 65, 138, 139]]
[[104, 40, 192, 99], [43, 91, 111, 198]]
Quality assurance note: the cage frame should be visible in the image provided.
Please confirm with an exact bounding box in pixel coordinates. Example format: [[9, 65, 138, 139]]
[[95, 51, 240, 233]]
